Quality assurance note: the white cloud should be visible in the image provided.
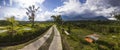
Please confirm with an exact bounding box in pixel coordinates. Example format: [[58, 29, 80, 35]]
[[13, 0, 45, 8], [108, 18, 116, 20], [54, 0, 81, 14], [9, 0, 13, 6], [1, 0, 119, 21], [0, 8, 55, 21], [0, 0, 47, 21], [35, 11, 58, 21], [0, 7, 27, 21], [3, 0, 6, 6], [54, 0, 120, 20]]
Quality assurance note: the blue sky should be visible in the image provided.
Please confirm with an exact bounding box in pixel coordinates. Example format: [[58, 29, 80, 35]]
[[43, 0, 64, 11], [80, 0, 86, 3], [0, 0, 119, 21]]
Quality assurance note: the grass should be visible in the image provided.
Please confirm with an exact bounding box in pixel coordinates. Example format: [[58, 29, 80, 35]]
[[66, 28, 94, 50], [0, 23, 53, 50], [60, 25, 120, 50], [0, 27, 6, 30], [0, 22, 52, 36], [0, 27, 50, 50]]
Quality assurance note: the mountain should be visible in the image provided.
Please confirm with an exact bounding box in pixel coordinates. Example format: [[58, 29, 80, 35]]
[[90, 16, 108, 20], [62, 15, 108, 21]]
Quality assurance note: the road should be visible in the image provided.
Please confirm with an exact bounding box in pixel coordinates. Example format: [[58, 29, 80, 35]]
[[20, 26, 53, 50], [20, 25, 62, 50], [49, 25, 62, 50]]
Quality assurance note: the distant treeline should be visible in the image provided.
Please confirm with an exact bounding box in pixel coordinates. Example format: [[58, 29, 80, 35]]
[[0, 20, 53, 26], [0, 20, 10, 26], [63, 20, 120, 34]]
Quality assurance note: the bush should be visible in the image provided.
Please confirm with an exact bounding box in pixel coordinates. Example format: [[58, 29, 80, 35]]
[[0, 25, 51, 46]]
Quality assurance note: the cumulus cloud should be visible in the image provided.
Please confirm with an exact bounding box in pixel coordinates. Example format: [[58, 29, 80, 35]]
[[35, 11, 54, 21], [1, 0, 120, 21], [12, 0, 45, 8], [9, 0, 13, 6], [0, 0, 47, 21], [107, 0, 120, 7], [3, 0, 6, 6], [0, 7, 27, 21], [0, 7, 55, 21], [54, 0, 120, 20], [54, 0, 81, 14], [0, 7, 48, 21]]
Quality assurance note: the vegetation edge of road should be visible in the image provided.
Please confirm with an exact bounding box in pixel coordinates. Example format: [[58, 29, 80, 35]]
[[0, 26, 52, 50]]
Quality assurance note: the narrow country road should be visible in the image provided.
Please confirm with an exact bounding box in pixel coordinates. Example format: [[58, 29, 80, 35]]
[[20, 25, 63, 50], [49, 25, 62, 50], [20, 26, 53, 50]]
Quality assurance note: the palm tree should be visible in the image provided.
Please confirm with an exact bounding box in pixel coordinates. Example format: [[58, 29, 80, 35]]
[[6, 16, 18, 34], [26, 5, 39, 27]]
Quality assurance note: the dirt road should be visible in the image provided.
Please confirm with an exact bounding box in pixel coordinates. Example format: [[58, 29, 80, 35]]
[[20, 26, 53, 50], [20, 25, 62, 50]]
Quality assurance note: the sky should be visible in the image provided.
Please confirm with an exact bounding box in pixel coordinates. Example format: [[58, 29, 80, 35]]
[[0, 0, 120, 21]]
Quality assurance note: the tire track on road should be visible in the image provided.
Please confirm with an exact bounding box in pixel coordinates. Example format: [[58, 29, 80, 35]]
[[20, 26, 53, 50], [38, 28, 54, 50], [49, 25, 62, 50]]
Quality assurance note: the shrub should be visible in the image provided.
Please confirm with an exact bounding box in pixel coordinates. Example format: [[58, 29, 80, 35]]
[[0, 25, 51, 46]]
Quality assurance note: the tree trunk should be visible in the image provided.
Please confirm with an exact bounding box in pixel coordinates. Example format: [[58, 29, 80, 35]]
[[31, 18, 35, 27]]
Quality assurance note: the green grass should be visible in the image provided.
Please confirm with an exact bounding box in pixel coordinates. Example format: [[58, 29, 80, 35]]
[[0, 27, 50, 50], [0, 23, 53, 50], [60, 25, 120, 50]]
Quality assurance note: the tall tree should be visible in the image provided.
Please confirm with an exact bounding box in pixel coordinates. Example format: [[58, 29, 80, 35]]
[[51, 15, 57, 23], [26, 5, 39, 27], [111, 11, 120, 20], [51, 15, 63, 25], [114, 14, 120, 20]]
